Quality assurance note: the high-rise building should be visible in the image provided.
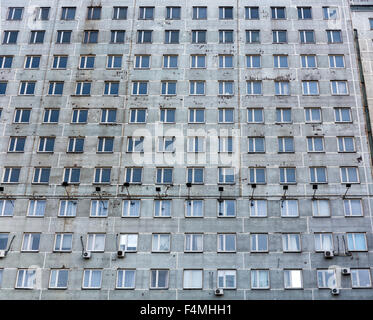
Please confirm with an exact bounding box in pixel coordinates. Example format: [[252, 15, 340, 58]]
[[0, 1, 372, 300]]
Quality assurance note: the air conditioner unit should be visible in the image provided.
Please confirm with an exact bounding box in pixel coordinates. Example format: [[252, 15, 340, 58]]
[[341, 268, 351, 275], [215, 288, 224, 296], [331, 288, 340, 295], [0, 250, 6, 258], [82, 251, 91, 259], [324, 250, 334, 258], [117, 250, 125, 258]]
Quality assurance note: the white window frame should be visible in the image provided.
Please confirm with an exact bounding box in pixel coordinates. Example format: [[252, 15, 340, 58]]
[[90, 200, 108, 217], [351, 269, 372, 288], [281, 199, 299, 217], [184, 233, 203, 252], [185, 200, 203, 217], [0, 199, 15, 216], [116, 269, 136, 289], [284, 270, 303, 289], [312, 199, 330, 217], [331, 81, 348, 95], [21, 233, 40, 252], [54, 233, 73, 252], [124, 167, 143, 184], [122, 200, 141, 217], [314, 233, 333, 252], [58, 200, 77, 217], [82, 269, 102, 289], [282, 234, 301, 252], [251, 270, 270, 289], [49, 269, 69, 289], [340, 167, 359, 184], [343, 199, 363, 217], [183, 270, 203, 289], [154, 200, 172, 217], [27, 199, 46, 217], [249, 199, 267, 217], [337, 137, 355, 152], [119, 234, 138, 252], [218, 167, 235, 184], [218, 200, 236, 217], [217, 233, 236, 252], [150, 269, 169, 289], [16, 269, 36, 289], [152, 233, 171, 252], [217, 270, 236, 289], [86, 233, 106, 252]]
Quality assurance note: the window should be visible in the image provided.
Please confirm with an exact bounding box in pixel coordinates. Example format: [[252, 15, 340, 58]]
[[248, 108, 264, 123], [317, 269, 337, 289], [246, 30, 260, 43], [219, 7, 233, 19], [107, 55, 122, 69], [137, 30, 152, 43], [125, 167, 143, 184], [245, 7, 259, 19], [94, 168, 111, 184], [281, 200, 298, 217], [113, 7, 127, 20], [33, 167, 50, 184], [218, 167, 235, 184], [217, 270, 236, 289], [25, 56, 40, 69], [79, 55, 95, 69], [38, 7, 50, 20], [7, 7, 23, 20], [16, 269, 36, 289], [218, 55, 233, 69], [52, 56, 68, 69], [218, 200, 236, 217], [19, 81, 36, 95], [301, 55, 316, 68], [305, 137, 323, 154], [63, 168, 81, 184], [284, 270, 302, 289], [165, 30, 179, 44], [298, 7, 312, 19], [48, 81, 64, 95], [58, 200, 77, 217], [185, 200, 203, 217], [139, 7, 154, 19], [161, 81, 177, 95], [246, 55, 261, 68], [344, 199, 363, 217], [338, 137, 355, 152], [3, 31, 18, 44], [305, 108, 321, 123], [0, 200, 14, 217], [104, 82, 119, 95], [56, 30, 71, 44], [302, 81, 319, 95], [101, 109, 116, 124], [27, 200, 46, 217], [160, 109, 175, 123], [300, 30, 315, 43], [219, 109, 234, 123], [122, 200, 140, 217], [86, 234, 105, 251], [282, 234, 301, 252], [3, 168, 20, 183], [189, 109, 205, 123], [329, 55, 345, 68], [219, 30, 233, 43], [190, 81, 205, 95], [192, 30, 206, 43], [250, 200, 267, 217], [61, 7, 76, 20], [132, 81, 148, 95], [347, 233, 367, 251], [218, 234, 236, 252], [158, 137, 175, 152], [0, 56, 13, 69], [127, 137, 144, 153], [152, 234, 170, 252], [54, 233, 72, 252], [111, 30, 125, 44], [185, 234, 203, 252], [323, 7, 338, 20], [150, 270, 169, 289], [271, 7, 286, 19], [166, 7, 181, 20], [248, 137, 265, 153], [331, 81, 348, 95], [0, 269, 2, 287], [275, 81, 290, 95], [278, 137, 294, 153], [163, 55, 178, 68], [0, 234, 8, 250], [314, 233, 333, 252], [247, 81, 262, 95], [249, 168, 266, 184], [90, 200, 108, 218], [351, 269, 372, 288], [82, 270, 102, 289], [97, 137, 114, 153], [135, 55, 150, 69], [30, 31, 45, 44], [335, 108, 351, 122], [340, 167, 359, 183], [49, 269, 68, 289], [251, 270, 270, 289], [130, 109, 146, 123], [193, 7, 207, 20], [218, 81, 234, 96], [156, 168, 173, 184], [183, 270, 203, 289], [87, 7, 101, 20], [83, 30, 98, 44], [276, 108, 291, 123], [273, 30, 287, 43], [119, 234, 138, 252], [116, 270, 135, 289], [312, 200, 330, 217], [67, 137, 84, 153], [22, 233, 40, 252], [187, 168, 204, 184], [251, 234, 268, 252], [191, 55, 206, 68], [8, 137, 26, 152], [154, 200, 171, 217], [75, 81, 91, 96], [0, 82, 7, 95], [188, 137, 205, 152], [274, 55, 288, 68], [72, 109, 88, 123], [327, 30, 342, 43]]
